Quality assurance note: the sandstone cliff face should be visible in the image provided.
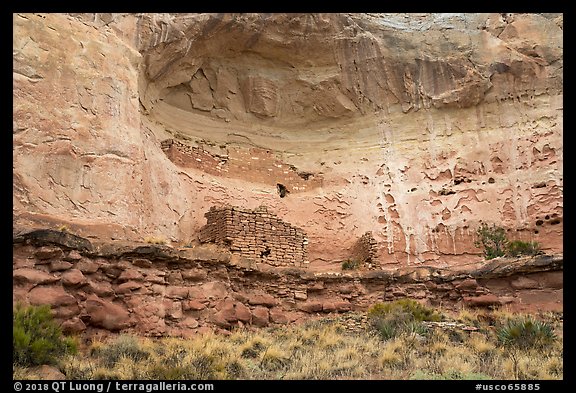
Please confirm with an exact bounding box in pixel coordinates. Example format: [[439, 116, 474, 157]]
[[13, 13, 563, 268]]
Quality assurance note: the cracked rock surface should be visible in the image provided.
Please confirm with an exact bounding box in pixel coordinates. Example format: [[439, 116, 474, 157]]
[[13, 13, 562, 268]]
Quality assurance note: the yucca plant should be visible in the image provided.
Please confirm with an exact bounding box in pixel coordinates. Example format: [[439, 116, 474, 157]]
[[497, 317, 556, 379], [497, 317, 556, 350]]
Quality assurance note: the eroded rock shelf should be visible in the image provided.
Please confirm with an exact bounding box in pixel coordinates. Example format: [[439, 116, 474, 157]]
[[13, 229, 563, 338]]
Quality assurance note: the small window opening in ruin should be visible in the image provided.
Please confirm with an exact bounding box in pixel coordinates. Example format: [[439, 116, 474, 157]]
[[261, 246, 271, 258], [277, 183, 289, 198]]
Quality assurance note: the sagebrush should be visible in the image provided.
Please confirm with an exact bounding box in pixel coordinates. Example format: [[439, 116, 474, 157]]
[[475, 223, 541, 259], [13, 303, 77, 367]]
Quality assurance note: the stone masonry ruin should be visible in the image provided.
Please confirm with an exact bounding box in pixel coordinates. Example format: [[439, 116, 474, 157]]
[[350, 231, 378, 268], [198, 205, 308, 266]]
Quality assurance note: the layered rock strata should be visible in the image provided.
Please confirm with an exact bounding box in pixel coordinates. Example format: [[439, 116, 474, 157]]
[[13, 13, 563, 269], [13, 229, 563, 338]]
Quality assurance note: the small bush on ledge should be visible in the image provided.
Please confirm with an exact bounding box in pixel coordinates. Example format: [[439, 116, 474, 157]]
[[507, 240, 541, 257], [474, 222, 508, 259], [342, 259, 360, 270], [475, 223, 543, 260]]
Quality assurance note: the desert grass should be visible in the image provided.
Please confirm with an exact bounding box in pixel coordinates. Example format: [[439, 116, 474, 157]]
[[15, 309, 563, 380]]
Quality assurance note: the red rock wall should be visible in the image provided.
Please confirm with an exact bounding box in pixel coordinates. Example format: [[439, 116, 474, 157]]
[[12, 231, 563, 338]]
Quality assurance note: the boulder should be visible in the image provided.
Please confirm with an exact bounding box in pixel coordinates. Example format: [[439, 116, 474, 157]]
[[211, 311, 231, 328], [118, 268, 144, 282], [333, 300, 352, 312], [84, 281, 114, 297], [49, 261, 73, 272], [188, 287, 208, 302], [270, 308, 299, 324], [463, 294, 502, 308], [539, 271, 563, 289], [164, 300, 183, 320], [185, 300, 206, 311], [116, 281, 143, 294], [13, 268, 59, 285], [145, 273, 166, 285], [251, 306, 270, 327], [53, 304, 81, 319], [234, 302, 252, 323], [61, 269, 87, 286], [32, 365, 66, 380], [76, 259, 100, 274], [34, 246, 64, 260], [322, 302, 336, 313], [455, 278, 479, 290], [166, 286, 190, 299], [84, 295, 131, 331], [294, 290, 307, 300], [182, 317, 199, 329], [61, 317, 86, 334], [247, 292, 278, 307], [132, 258, 153, 268], [63, 250, 83, 261], [166, 271, 183, 285], [28, 286, 77, 307], [297, 301, 323, 313], [212, 299, 252, 326], [199, 281, 228, 300]]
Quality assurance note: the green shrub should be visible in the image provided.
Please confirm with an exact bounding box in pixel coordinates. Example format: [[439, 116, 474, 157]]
[[368, 299, 441, 340], [506, 240, 541, 257], [497, 317, 556, 350], [13, 303, 77, 367], [474, 222, 508, 259], [372, 318, 400, 340], [368, 299, 442, 323], [342, 259, 360, 270]]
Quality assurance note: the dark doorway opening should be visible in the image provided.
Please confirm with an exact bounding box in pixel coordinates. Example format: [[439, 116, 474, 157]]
[[277, 183, 289, 198]]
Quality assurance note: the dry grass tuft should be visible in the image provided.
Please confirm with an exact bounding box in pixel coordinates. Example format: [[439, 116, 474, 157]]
[[16, 307, 562, 380]]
